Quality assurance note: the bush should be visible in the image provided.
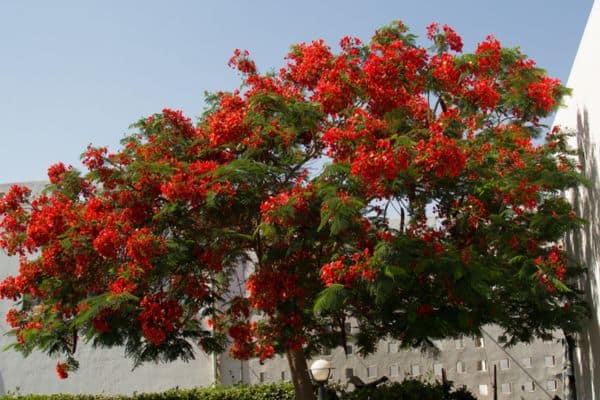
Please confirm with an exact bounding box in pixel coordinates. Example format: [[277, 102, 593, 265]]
[[0, 383, 295, 400], [0, 380, 477, 400], [338, 379, 477, 400]]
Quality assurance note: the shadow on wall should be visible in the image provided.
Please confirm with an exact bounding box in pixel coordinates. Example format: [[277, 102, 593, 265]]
[[0, 371, 4, 395], [565, 107, 600, 398]]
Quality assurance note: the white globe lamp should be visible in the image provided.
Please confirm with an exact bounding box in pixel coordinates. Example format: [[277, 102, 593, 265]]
[[310, 359, 332, 400]]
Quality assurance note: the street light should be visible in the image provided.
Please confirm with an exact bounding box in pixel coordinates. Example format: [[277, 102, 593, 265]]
[[309, 359, 332, 400]]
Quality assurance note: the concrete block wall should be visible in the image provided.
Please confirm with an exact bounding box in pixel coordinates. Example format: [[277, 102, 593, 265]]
[[244, 323, 566, 399]]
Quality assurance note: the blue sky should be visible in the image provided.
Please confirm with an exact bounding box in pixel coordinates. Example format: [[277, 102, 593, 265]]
[[0, 1, 594, 183]]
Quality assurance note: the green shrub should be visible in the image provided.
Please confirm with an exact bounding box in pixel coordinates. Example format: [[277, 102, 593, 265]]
[[338, 379, 477, 400], [0, 380, 476, 400], [0, 383, 295, 400]]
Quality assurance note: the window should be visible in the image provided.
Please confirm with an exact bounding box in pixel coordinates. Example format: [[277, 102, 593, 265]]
[[433, 363, 443, 377], [411, 364, 420, 376], [455, 337, 464, 349], [321, 347, 332, 356], [345, 345, 353, 355], [499, 358, 510, 370], [474, 336, 485, 348], [479, 384, 489, 396], [281, 371, 286, 381], [477, 360, 487, 372], [546, 380, 557, 391], [456, 361, 466, 374], [388, 342, 399, 353], [228, 370, 236, 382], [501, 383, 511, 394], [259, 372, 265, 383], [367, 365, 378, 379], [544, 355, 556, 367], [345, 368, 354, 378], [523, 380, 535, 392], [389, 364, 399, 377], [521, 357, 532, 368]]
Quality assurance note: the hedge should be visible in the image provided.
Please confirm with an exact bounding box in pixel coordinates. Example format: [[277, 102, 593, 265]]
[[1, 380, 476, 400], [338, 380, 477, 400], [0, 384, 295, 400]]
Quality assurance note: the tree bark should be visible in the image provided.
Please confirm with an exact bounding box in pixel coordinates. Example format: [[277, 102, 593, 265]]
[[564, 333, 578, 400], [286, 348, 315, 400]]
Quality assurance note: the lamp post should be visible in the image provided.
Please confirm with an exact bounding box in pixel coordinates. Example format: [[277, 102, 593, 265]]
[[309, 359, 332, 400]]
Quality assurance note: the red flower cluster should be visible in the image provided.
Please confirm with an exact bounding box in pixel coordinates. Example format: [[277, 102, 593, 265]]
[[527, 76, 561, 112], [364, 40, 427, 115], [475, 35, 501, 74], [228, 322, 254, 359], [228, 48, 257, 75], [47, 162, 72, 185], [138, 294, 183, 346], [285, 40, 333, 88], [56, 362, 69, 379], [470, 79, 500, 110], [206, 93, 250, 147], [246, 267, 303, 314], [415, 134, 466, 179], [321, 249, 375, 288], [535, 246, 567, 292], [427, 22, 463, 52]]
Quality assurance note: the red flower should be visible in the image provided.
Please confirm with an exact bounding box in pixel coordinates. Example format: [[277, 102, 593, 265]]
[[47, 162, 70, 184], [285, 40, 333, 88], [416, 304, 434, 318], [426, 22, 440, 40], [109, 277, 137, 294], [443, 25, 463, 52], [93, 227, 120, 259], [56, 362, 69, 379], [415, 134, 466, 179], [527, 76, 561, 113], [426, 23, 463, 52], [470, 79, 500, 110], [475, 35, 501, 74], [92, 311, 112, 333], [228, 49, 257, 75], [138, 294, 183, 346]]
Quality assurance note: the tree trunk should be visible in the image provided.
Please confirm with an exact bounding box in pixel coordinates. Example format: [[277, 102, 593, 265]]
[[286, 348, 315, 400], [564, 333, 578, 400]]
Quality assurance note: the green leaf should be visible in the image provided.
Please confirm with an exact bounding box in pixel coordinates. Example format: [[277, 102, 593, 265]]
[[313, 284, 347, 313]]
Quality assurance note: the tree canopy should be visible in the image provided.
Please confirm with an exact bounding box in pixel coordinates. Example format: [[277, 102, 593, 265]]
[[0, 21, 588, 399]]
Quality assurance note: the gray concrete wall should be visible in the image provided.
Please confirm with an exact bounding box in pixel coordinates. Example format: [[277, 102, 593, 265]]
[[250, 323, 565, 399]]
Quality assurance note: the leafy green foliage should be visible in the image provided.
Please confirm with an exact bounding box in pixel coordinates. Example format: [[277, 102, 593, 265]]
[[339, 380, 476, 400], [0, 384, 295, 400]]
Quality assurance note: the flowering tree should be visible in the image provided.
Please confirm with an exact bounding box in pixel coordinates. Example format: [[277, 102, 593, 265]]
[[0, 21, 588, 400]]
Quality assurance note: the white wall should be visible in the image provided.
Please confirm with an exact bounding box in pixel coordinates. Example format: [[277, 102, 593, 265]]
[[554, 1, 600, 399]]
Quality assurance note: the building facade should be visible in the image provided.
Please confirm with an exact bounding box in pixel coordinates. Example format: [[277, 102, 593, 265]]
[[554, 1, 600, 399], [234, 326, 566, 399]]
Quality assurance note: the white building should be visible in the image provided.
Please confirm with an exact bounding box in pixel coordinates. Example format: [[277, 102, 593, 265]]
[[554, 1, 600, 399]]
